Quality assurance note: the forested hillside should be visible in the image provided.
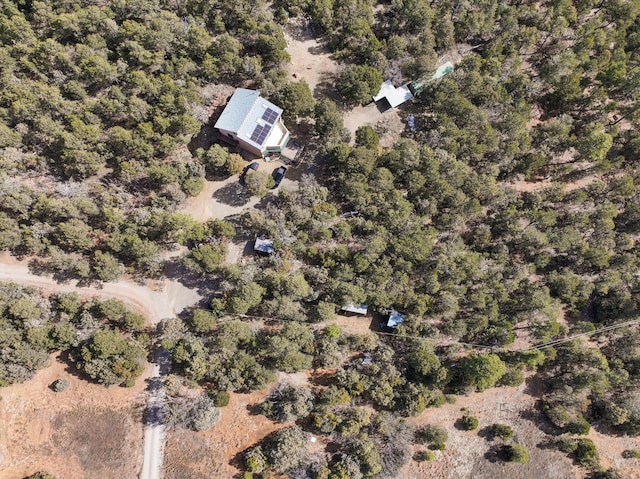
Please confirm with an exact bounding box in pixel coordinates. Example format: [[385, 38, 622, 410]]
[[1, 0, 640, 478]]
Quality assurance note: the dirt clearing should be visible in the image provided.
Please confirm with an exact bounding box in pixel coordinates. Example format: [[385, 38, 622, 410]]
[[284, 22, 340, 97], [404, 383, 577, 479], [342, 103, 405, 147], [0, 354, 149, 479], [180, 158, 296, 222], [163, 387, 286, 479], [328, 313, 377, 336]]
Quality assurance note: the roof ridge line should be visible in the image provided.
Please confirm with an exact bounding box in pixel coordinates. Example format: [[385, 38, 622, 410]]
[[237, 91, 262, 136]]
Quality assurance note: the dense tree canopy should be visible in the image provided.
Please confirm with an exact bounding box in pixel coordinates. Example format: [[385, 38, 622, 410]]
[[2, 0, 640, 476]]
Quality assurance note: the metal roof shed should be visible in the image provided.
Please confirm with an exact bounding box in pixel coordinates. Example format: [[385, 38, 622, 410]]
[[254, 237, 275, 254], [372, 80, 414, 108], [387, 310, 406, 328], [341, 303, 369, 315]]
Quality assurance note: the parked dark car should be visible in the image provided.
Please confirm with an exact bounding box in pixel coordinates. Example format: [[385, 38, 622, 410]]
[[272, 166, 287, 188], [240, 161, 260, 184]]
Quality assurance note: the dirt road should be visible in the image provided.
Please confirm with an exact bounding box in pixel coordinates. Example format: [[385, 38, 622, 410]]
[[0, 252, 202, 479], [0, 252, 200, 325]]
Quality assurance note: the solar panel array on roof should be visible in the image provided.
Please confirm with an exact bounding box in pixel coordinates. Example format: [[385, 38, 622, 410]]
[[262, 108, 278, 124], [250, 123, 272, 145]]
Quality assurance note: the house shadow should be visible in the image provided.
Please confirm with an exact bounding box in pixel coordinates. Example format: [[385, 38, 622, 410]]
[[212, 181, 252, 207], [374, 99, 392, 113]]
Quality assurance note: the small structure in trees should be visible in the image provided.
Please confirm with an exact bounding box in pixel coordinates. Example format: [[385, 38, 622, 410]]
[[341, 303, 368, 315], [383, 309, 406, 328], [254, 237, 275, 255], [372, 80, 414, 109], [214, 88, 290, 157]]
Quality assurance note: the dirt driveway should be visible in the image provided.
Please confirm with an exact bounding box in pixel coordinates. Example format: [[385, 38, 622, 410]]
[[180, 158, 295, 222], [0, 252, 200, 326]]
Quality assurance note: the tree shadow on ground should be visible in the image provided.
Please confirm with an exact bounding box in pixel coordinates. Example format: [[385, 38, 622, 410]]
[[313, 71, 342, 102], [484, 444, 501, 463], [246, 402, 264, 416], [520, 402, 563, 436], [162, 257, 222, 304], [212, 181, 252, 207], [27, 257, 101, 287]]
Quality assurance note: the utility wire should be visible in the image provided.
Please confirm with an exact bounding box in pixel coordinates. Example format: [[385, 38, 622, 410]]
[[231, 313, 640, 354], [523, 318, 640, 352], [232, 313, 511, 350]]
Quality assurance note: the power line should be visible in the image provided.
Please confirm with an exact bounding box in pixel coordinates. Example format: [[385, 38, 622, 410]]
[[231, 313, 506, 351], [231, 313, 640, 355], [522, 318, 640, 352]]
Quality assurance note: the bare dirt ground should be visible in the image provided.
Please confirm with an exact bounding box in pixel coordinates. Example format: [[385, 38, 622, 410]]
[[0, 353, 149, 479], [180, 158, 294, 222], [343, 103, 405, 147], [181, 175, 261, 222], [329, 313, 378, 336], [588, 427, 640, 476], [284, 22, 340, 98], [163, 387, 287, 479], [404, 383, 577, 479], [511, 172, 600, 194]]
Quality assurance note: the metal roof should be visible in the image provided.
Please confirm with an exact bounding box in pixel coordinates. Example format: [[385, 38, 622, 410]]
[[214, 88, 284, 151], [254, 237, 275, 254], [341, 303, 368, 315], [372, 80, 414, 108], [387, 309, 406, 328]]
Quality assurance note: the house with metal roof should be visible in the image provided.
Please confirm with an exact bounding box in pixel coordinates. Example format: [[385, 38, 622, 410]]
[[214, 88, 291, 157]]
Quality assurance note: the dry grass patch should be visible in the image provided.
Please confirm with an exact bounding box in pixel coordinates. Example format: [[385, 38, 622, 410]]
[[0, 354, 147, 479], [52, 407, 141, 476], [163, 387, 286, 479]]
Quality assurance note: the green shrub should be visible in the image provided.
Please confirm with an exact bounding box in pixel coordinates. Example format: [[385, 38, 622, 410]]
[[499, 367, 525, 387], [413, 450, 435, 462], [566, 416, 590, 435], [415, 424, 448, 450], [558, 437, 600, 470], [574, 438, 600, 469], [492, 423, 513, 441], [504, 443, 529, 464], [244, 445, 268, 473], [209, 390, 230, 407], [459, 414, 479, 431]]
